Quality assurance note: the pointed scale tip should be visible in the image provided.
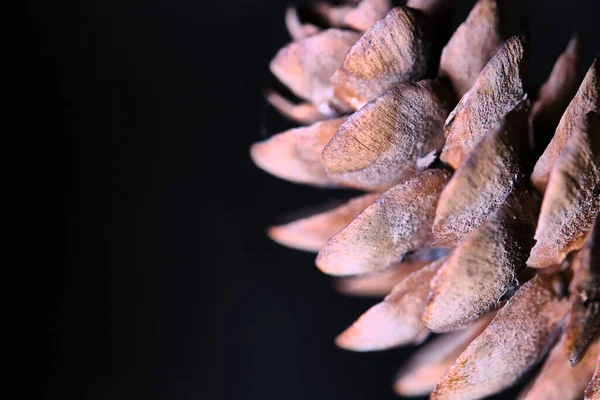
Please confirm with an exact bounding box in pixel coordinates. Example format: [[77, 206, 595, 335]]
[[438, 0, 502, 99], [335, 259, 443, 351], [250, 118, 347, 187], [264, 90, 333, 125], [440, 34, 529, 170], [316, 169, 451, 276], [394, 314, 494, 397], [431, 274, 570, 400], [270, 28, 360, 108], [528, 111, 600, 268], [330, 6, 435, 109], [322, 79, 452, 191], [267, 193, 380, 252], [531, 57, 599, 194]]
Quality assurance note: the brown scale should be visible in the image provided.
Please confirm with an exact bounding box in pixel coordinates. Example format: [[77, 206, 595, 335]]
[[251, 0, 600, 398]]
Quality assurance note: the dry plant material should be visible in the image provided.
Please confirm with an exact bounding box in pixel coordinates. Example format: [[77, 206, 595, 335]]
[[394, 314, 493, 397], [250, 118, 347, 187], [270, 28, 361, 112], [335, 258, 444, 351], [587, 358, 600, 400], [432, 103, 530, 246], [334, 259, 430, 297], [519, 336, 600, 400], [316, 169, 451, 276], [265, 90, 334, 125], [322, 80, 452, 190], [424, 188, 539, 332], [528, 112, 600, 268], [531, 58, 600, 193], [330, 7, 434, 109], [440, 34, 529, 169], [431, 274, 570, 400], [253, 1, 600, 397], [267, 193, 380, 252], [565, 216, 600, 365], [530, 36, 580, 150], [438, 0, 502, 99]]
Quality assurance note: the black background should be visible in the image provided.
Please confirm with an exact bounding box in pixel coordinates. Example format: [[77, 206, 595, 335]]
[[26, 0, 598, 399]]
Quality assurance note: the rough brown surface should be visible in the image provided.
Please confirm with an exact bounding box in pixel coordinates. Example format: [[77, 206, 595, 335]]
[[438, 0, 502, 99], [519, 337, 600, 400], [440, 34, 529, 169], [424, 188, 539, 332], [322, 80, 452, 190], [316, 168, 451, 275], [433, 103, 530, 246], [250, 118, 347, 187], [586, 357, 600, 400], [565, 216, 600, 365], [531, 58, 600, 193], [394, 314, 493, 397], [270, 28, 361, 112], [431, 274, 570, 400], [530, 36, 580, 151], [528, 112, 600, 267], [335, 258, 443, 351], [267, 193, 380, 253], [330, 7, 434, 109]]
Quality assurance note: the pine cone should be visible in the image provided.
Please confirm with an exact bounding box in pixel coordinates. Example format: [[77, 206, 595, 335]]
[[250, 1, 600, 399]]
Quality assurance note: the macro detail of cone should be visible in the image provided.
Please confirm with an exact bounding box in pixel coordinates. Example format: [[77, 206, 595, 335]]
[[431, 274, 570, 400], [270, 28, 361, 113], [531, 58, 600, 193], [330, 6, 434, 109], [440, 34, 529, 170], [432, 102, 531, 246], [267, 193, 380, 252], [250, 117, 347, 187], [252, 0, 600, 398], [528, 111, 600, 268], [437, 0, 501, 99], [424, 188, 539, 332], [335, 258, 443, 351], [322, 79, 452, 190], [530, 36, 581, 151], [565, 216, 600, 366], [394, 314, 494, 397], [316, 168, 451, 276]]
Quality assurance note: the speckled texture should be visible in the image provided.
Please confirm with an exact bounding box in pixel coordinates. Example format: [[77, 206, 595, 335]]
[[316, 168, 451, 275], [519, 336, 600, 400], [424, 188, 539, 332], [531, 58, 600, 193], [438, 0, 502, 99], [335, 258, 443, 351], [330, 7, 434, 109], [433, 103, 530, 246], [431, 274, 570, 400], [528, 112, 600, 267], [565, 215, 600, 365], [585, 357, 600, 400], [322, 80, 452, 191], [267, 193, 380, 252], [270, 28, 361, 111], [250, 117, 347, 187], [394, 314, 493, 397], [440, 34, 528, 169]]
